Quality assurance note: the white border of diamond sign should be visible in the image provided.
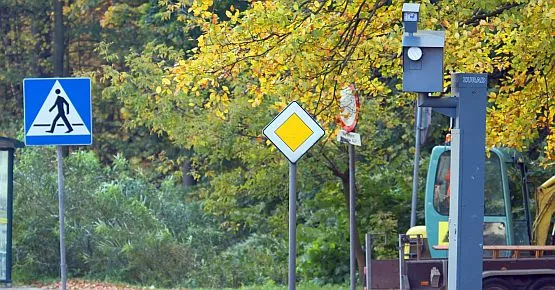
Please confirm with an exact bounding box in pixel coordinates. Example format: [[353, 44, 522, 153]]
[[263, 101, 325, 164]]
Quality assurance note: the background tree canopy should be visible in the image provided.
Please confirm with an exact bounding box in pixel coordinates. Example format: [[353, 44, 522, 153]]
[[150, 0, 554, 163]]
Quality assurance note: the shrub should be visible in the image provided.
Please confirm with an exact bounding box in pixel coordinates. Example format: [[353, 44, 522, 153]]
[[12, 148, 224, 287]]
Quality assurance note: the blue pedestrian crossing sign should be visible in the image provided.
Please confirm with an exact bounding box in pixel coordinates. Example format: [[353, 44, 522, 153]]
[[23, 78, 92, 146]]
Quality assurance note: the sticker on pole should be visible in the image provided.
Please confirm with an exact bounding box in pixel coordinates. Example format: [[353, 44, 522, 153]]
[[23, 78, 92, 146], [263, 101, 325, 164], [337, 130, 361, 146], [338, 84, 359, 132]]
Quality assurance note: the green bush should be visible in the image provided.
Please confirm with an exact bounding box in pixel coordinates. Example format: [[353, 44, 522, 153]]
[[12, 148, 225, 286], [192, 234, 287, 288], [11, 146, 406, 287]]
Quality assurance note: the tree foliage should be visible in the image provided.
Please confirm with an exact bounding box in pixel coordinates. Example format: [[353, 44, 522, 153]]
[[147, 0, 554, 163], [102, 0, 554, 281], [0, 0, 52, 134]]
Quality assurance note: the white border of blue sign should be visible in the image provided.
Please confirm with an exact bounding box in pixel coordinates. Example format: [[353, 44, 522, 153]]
[[23, 77, 92, 146]]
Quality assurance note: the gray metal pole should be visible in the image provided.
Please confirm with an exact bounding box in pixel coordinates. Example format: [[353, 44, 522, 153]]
[[447, 73, 487, 290], [56, 146, 67, 290], [410, 99, 423, 227], [288, 162, 296, 290], [398, 234, 404, 290], [365, 234, 372, 290], [349, 144, 356, 290], [6, 148, 14, 285]]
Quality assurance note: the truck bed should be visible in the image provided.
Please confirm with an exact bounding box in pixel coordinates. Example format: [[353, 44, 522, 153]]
[[369, 255, 555, 290]]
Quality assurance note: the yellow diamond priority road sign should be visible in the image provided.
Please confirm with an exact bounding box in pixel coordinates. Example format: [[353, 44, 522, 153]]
[[263, 101, 325, 163]]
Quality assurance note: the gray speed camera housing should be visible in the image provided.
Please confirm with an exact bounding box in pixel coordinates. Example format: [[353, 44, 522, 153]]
[[402, 31, 445, 93], [402, 3, 420, 33]]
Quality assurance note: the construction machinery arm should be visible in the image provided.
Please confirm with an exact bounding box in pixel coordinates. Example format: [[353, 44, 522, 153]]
[[532, 176, 555, 245]]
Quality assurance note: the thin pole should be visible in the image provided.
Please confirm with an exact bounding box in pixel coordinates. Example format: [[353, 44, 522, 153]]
[[56, 146, 67, 290], [410, 99, 423, 227], [288, 162, 297, 290], [349, 144, 356, 290], [54, 0, 66, 287], [365, 234, 372, 290], [6, 149, 14, 284], [398, 234, 405, 289]]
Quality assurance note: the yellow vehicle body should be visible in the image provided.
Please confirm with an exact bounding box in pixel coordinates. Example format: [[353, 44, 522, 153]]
[[532, 175, 555, 245], [404, 226, 427, 259]]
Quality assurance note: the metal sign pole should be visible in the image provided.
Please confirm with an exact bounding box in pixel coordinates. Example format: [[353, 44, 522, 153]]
[[262, 101, 324, 290], [410, 103, 423, 227], [56, 146, 67, 290], [349, 143, 356, 290], [288, 161, 297, 290], [365, 234, 372, 290]]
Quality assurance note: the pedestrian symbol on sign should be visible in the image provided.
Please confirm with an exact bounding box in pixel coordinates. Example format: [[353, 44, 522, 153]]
[[46, 89, 73, 133]]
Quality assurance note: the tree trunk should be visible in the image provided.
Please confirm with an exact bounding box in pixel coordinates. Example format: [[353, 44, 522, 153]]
[[54, 0, 70, 156], [53, 0, 63, 77], [181, 158, 196, 189]]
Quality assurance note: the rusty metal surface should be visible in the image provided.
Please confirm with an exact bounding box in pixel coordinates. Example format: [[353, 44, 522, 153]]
[[370, 259, 448, 290], [371, 260, 400, 289], [369, 257, 555, 289], [405, 260, 447, 290], [483, 257, 555, 271]]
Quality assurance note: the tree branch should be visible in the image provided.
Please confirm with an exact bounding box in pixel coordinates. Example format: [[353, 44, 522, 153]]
[[462, 3, 521, 26]]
